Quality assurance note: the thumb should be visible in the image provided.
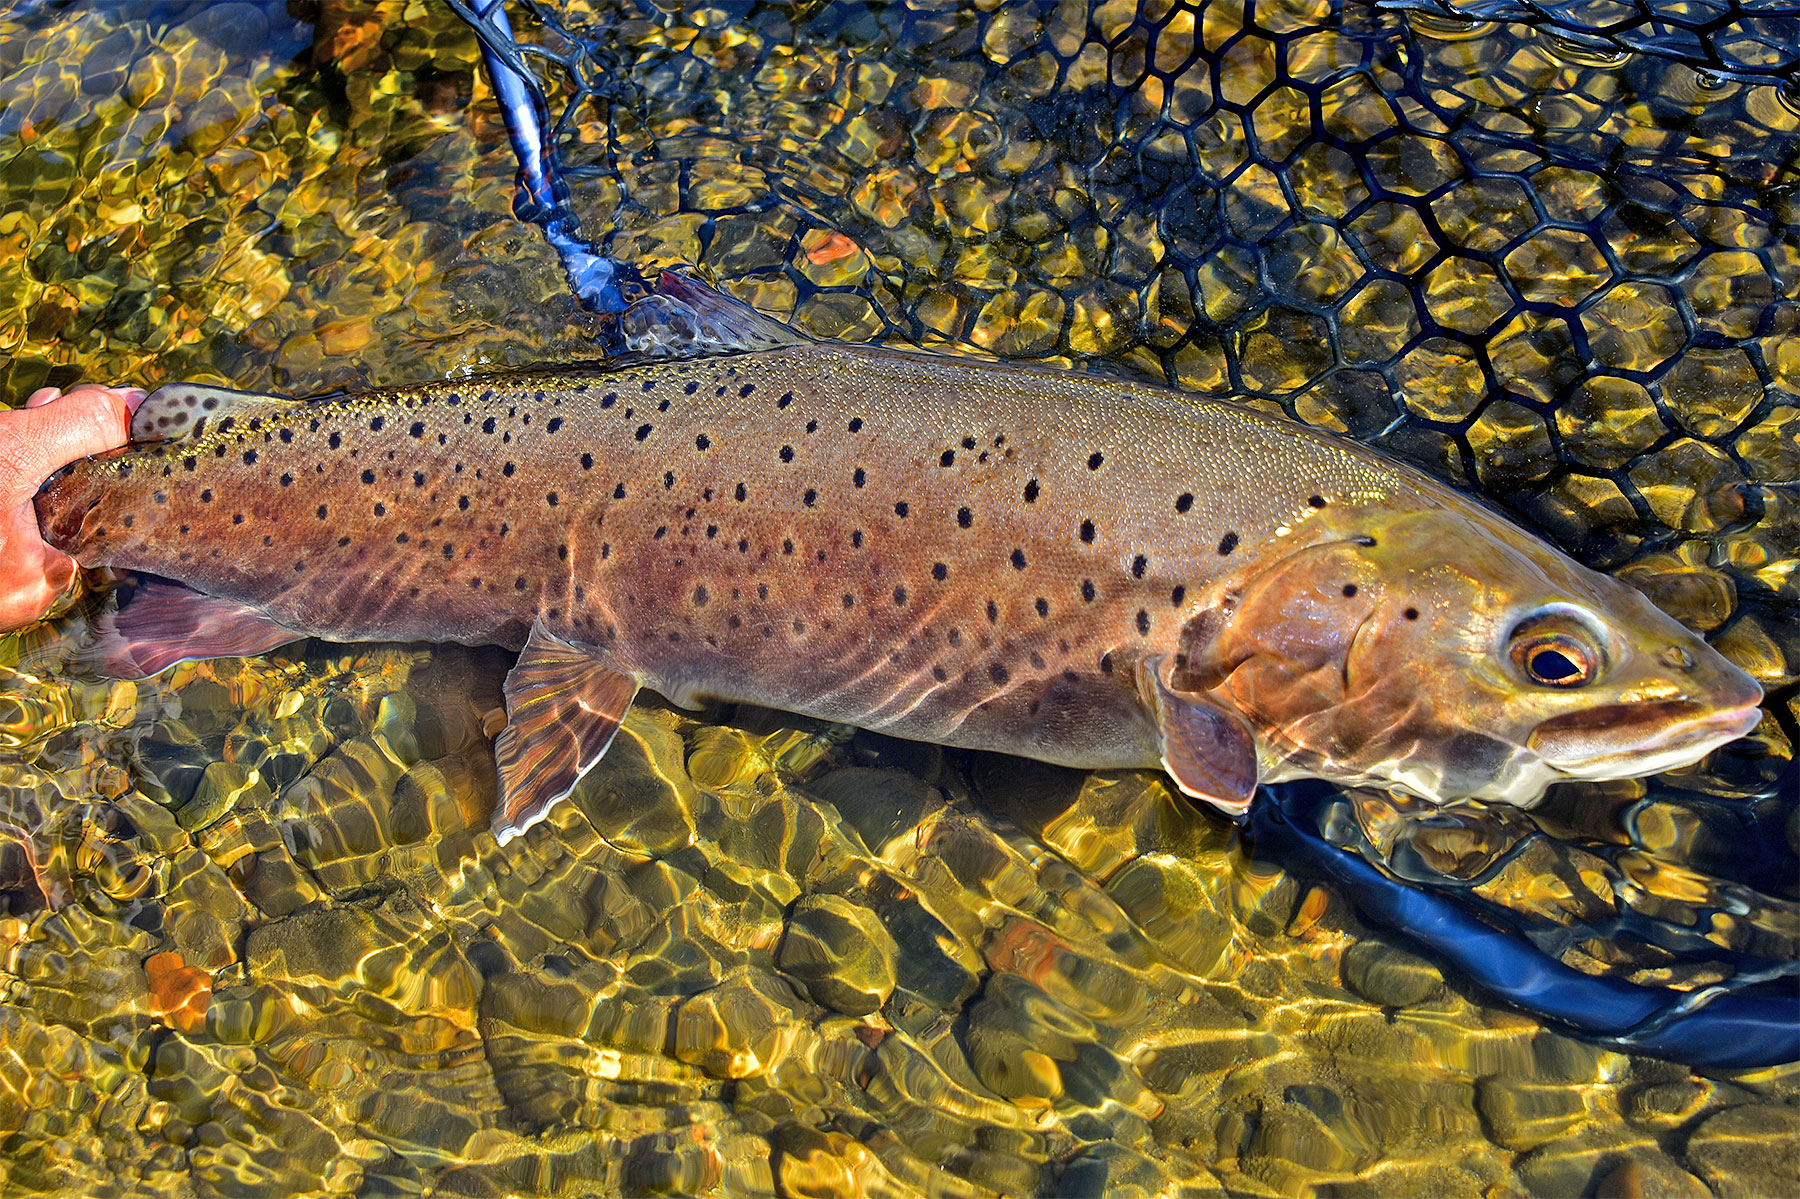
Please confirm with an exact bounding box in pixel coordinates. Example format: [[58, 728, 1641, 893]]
[[2, 386, 140, 483]]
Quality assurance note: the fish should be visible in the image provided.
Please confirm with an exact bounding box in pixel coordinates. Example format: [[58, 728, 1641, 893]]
[[33, 274, 1765, 844]]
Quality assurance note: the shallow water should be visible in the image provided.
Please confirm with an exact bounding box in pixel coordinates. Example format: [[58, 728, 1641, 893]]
[[0, 0, 1796, 1195]]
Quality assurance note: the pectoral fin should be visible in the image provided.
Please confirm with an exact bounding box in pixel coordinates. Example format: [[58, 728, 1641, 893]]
[[492, 621, 639, 845], [1149, 663, 1260, 816]]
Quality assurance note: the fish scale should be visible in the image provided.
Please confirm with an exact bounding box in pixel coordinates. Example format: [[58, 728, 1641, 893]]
[[34, 283, 1764, 843]]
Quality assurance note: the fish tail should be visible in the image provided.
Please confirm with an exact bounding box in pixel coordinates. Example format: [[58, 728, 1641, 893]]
[[34, 461, 105, 559]]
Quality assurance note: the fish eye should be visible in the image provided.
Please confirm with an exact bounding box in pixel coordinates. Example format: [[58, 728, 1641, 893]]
[[1507, 613, 1601, 688]]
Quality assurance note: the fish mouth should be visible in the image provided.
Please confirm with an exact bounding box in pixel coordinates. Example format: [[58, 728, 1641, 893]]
[[1529, 699, 1765, 779]]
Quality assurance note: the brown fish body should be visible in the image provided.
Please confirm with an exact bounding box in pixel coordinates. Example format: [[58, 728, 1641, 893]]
[[41, 343, 1366, 751], [36, 332, 1763, 837]]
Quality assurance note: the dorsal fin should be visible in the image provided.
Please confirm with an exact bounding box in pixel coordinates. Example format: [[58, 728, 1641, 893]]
[[616, 271, 808, 359], [130, 383, 298, 443]]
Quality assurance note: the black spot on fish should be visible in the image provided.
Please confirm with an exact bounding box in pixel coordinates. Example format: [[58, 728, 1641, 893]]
[[853, 468, 865, 488], [601, 543, 611, 559], [893, 585, 907, 606], [1100, 652, 1114, 674], [940, 450, 955, 468], [200, 489, 212, 503], [696, 434, 710, 451], [601, 392, 616, 408], [932, 666, 948, 682], [780, 445, 794, 463], [948, 629, 963, 647], [1132, 554, 1147, 578], [1172, 585, 1186, 605], [1342, 584, 1358, 597], [654, 526, 667, 540], [1309, 494, 1327, 508], [738, 383, 755, 398], [503, 463, 516, 477], [1081, 579, 1096, 602], [990, 662, 1009, 685], [373, 503, 386, 517], [317, 505, 328, 519], [706, 525, 718, 538], [1023, 479, 1039, 502], [369, 416, 384, 432], [851, 530, 863, 548], [806, 419, 818, 434], [1218, 531, 1239, 555], [848, 417, 863, 432], [242, 449, 257, 465], [804, 489, 817, 506], [895, 501, 909, 518], [397, 533, 409, 543], [1404, 607, 1420, 621], [328, 432, 341, 449], [958, 507, 973, 528], [547, 492, 559, 506], [842, 594, 855, 608], [612, 482, 626, 500], [1035, 597, 1049, 617], [684, 381, 699, 395], [663, 471, 674, 490], [279, 429, 293, 444], [1087, 452, 1103, 469], [1176, 493, 1193, 513], [581, 453, 594, 470], [548, 417, 563, 433], [409, 421, 425, 438], [413, 471, 426, 487], [783, 539, 794, 555], [1011, 548, 1027, 570], [1136, 609, 1151, 635], [1080, 519, 1095, 542], [443, 545, 455, 559], [962, 436, 976, 450], [932, 563, 948, 581], [986, 600, 999, 623], [636, 424, 652, 441], [735, 482, 747, 502], [360, 469, 375, 484], [183, 456, 196, 471]]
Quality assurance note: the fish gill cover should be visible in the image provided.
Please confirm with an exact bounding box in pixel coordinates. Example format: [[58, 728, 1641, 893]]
[[0, 0, 1796, 1196]]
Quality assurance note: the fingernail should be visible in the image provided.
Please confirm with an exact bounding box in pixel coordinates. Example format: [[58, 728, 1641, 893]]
[[122, 387, 148, 412], [25, 387, 60, 408]]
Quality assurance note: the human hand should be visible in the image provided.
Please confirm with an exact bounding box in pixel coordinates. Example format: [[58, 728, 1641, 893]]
[[0, 384, 144, 633]]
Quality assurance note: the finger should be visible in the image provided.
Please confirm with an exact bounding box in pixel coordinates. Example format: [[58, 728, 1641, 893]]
[[25, 387, 61, 408], [9, 385, 139, 466]]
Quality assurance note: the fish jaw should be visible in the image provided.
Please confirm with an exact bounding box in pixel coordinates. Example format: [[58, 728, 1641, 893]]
[[1528, 696, 1765, 783]]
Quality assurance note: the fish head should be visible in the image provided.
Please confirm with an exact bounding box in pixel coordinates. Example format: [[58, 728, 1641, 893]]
[[1180, 504, 1764, 806]]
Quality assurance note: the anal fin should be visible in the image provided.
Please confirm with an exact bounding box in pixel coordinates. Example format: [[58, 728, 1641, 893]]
[[491, 620, 639, 845], [89, 579, 307, 679], [1147, 657, 1260, 817]]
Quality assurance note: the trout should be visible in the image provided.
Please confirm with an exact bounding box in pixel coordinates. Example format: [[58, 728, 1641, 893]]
[[35, 275, 1764, 843]]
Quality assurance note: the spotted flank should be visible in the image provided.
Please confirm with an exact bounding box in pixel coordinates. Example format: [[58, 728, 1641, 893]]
[[34, 273, 1764, 843]]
